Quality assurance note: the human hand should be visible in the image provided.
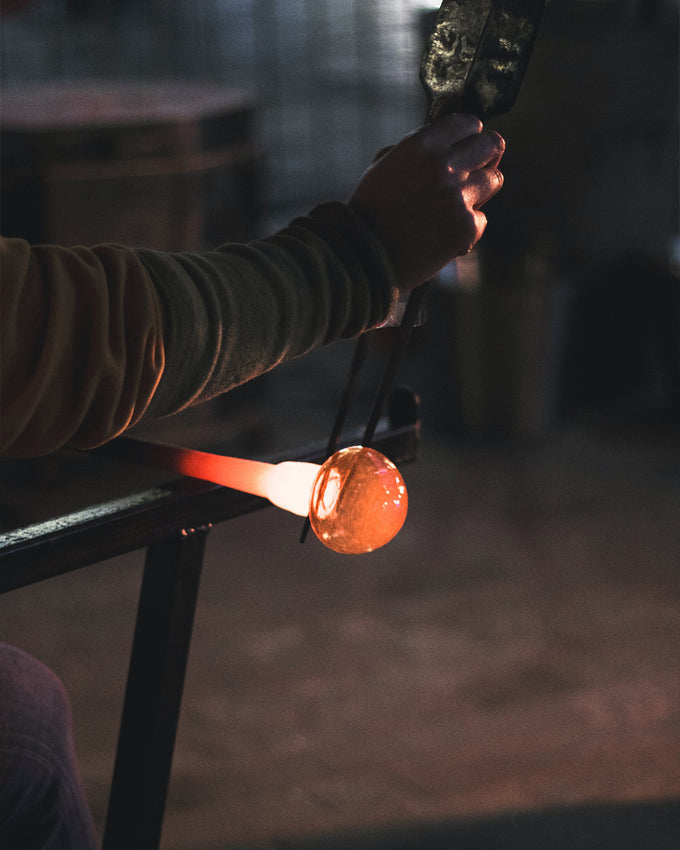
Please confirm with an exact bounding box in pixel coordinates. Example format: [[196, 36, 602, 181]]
[[348, 113, 505, 293]]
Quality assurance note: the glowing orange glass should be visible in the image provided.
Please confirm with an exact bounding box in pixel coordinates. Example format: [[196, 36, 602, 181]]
[[150, 443, 407, 555], [309, 446, 408, 555]]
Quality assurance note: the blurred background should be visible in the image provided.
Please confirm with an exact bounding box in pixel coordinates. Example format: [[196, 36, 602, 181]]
[[1, 1, 679, 848]]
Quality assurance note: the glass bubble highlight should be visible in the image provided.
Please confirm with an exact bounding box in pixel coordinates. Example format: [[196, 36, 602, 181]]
[[309, 446, 408, 554]]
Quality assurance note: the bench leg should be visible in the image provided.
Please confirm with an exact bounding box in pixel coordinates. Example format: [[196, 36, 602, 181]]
[[103, 525, 210, 850]]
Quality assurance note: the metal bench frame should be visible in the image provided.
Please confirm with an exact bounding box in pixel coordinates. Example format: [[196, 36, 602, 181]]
[[0, 407, 419, 850]]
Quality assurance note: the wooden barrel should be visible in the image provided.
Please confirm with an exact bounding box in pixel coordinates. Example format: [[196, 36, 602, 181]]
[[1, 81, 261, 250]]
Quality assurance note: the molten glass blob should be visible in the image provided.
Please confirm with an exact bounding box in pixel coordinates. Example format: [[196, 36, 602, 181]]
[[309, 446, 408, 555], [123, 440, 407, 555]]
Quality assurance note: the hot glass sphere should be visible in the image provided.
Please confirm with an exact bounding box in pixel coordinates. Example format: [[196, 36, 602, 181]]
[[309, 446, 408, 554]]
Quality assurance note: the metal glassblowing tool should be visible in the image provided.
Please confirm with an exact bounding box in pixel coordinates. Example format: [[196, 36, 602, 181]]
[[300, 0, 545, 543], [421, 0, 545, 123]]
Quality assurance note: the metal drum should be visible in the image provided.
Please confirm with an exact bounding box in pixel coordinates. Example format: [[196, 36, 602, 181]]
[[1, 80, 261, 250]]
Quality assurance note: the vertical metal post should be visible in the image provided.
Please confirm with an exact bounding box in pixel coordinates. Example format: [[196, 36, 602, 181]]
[[103, 525, 210, 850]]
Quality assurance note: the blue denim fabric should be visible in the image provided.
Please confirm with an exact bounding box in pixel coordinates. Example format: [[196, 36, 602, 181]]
[[0, 643, 98, 850]]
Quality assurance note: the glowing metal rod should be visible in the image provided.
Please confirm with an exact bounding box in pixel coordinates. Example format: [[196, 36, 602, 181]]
[[107, 439, 320, 517], [100, 438, 408, 555]]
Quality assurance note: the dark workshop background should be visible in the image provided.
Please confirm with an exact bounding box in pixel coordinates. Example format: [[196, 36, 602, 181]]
[[1, 1, 679, 849]]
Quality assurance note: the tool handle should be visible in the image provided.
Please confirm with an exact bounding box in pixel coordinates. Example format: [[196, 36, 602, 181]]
[[361, 284, 428, 448], [299, 331, 373, 543]]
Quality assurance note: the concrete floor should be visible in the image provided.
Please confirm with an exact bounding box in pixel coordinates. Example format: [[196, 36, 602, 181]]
[[1, 338, 679, 850]]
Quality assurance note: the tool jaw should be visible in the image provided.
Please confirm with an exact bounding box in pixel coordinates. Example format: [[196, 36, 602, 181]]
[[420, 0, 493, 121], [420, 0, 545, 122]]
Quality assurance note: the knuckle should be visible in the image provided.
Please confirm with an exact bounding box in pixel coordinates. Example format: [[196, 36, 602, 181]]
[[442, 184, 467, 213], [461, 216, 486, 255], [457, 113, 483, 134], [455, 210, 479, 250], [467, 213, 482, 241], [488, 129, 506, 151]]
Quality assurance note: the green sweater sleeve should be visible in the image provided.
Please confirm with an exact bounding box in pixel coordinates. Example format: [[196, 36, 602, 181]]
[[1, 202, 397, 457], [140, 202, 397, 416]]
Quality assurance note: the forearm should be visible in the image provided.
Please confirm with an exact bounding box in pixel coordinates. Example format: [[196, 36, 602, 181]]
[[1, 203, 396, 457], [141, 202, 397, 416], [1, 238, 165, 457]]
